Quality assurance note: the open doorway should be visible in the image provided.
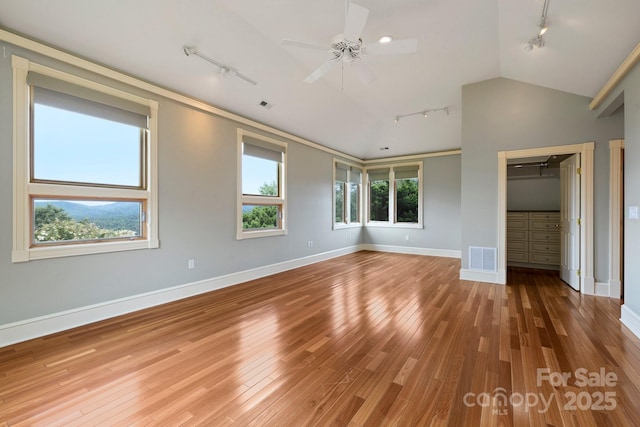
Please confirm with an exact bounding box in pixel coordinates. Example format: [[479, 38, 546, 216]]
[[504, 153, 579, 290], [497, 142, 595, 294]]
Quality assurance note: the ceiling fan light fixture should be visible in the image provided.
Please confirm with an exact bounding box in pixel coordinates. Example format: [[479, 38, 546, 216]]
[[378, 35, 393, 44]]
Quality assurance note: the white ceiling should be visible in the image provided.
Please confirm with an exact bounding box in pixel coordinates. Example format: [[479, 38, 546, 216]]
[[1, 0, 639, 159]]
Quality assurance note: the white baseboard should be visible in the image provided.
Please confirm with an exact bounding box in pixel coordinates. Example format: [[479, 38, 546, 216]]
[[361, 244, 461, 259], [609, 279, 621, 299], [582, 276, 596, 295], [459, 268, 501, 284], [620, 305, 640, 340], [595, 281, 610, 297], [0, 245, 360, 348]]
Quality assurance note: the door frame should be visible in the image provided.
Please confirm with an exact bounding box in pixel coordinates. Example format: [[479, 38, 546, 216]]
[[497, 142, 595, 294], [608, 139, 624, 298]]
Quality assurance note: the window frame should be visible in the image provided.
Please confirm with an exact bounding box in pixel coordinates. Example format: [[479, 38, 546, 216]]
[[12, 55, 159, 262], [365, 162, 423, 229], [333, 159, 362, 229], [237, 129, 287, 240]]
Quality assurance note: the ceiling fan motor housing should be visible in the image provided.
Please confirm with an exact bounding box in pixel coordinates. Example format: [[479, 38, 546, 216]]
[[331, 34, 363, 62]]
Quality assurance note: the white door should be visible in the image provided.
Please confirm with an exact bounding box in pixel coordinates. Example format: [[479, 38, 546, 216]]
[[560, 154, 581, 290]]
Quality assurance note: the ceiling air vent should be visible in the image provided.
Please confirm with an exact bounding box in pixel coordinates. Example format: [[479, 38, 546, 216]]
[[469, 246, 497, 272]]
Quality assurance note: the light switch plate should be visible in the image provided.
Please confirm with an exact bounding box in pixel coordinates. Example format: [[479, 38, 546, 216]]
[[630, 206, 639, 220]]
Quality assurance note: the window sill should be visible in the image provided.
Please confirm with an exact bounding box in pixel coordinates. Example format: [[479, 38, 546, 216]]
[[333, 223, 363, 230], [12, 239, 160, 263], [237, 228, 287, 240], [365, 222, 423, 230]]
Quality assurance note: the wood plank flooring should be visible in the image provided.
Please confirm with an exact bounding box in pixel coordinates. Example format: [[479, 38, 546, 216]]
[[1, 251, 639, 426]]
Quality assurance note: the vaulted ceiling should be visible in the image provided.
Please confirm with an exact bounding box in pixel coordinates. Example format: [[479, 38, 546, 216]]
[[1, 0, 639, 158]]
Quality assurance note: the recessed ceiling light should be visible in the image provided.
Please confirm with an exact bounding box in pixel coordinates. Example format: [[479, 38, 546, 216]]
[[378, 35, 393, 44]]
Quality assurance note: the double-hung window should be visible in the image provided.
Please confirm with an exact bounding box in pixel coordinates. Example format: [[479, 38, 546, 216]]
[[237, 129, 287, 239], [333, 161, 362, 227], [12, 56, 159, 262], [366, 162, 423, 228]]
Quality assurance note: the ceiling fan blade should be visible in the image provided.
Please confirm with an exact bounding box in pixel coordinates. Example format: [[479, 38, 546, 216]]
[[343, 3, 369, 42], [281, 39, 328, 51], [366, 39, 418, 55], [304, 60, 336, 83], [351, 60, 376, 85]]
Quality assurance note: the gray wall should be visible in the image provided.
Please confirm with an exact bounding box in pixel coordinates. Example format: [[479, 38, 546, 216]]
[[460, 78, 624, 282], [507, 177, 560, 211], [0, 43, 460, 326], [594, 62, 640, 316], [0, 44, 362, 324], [363, 154, 461, 251]]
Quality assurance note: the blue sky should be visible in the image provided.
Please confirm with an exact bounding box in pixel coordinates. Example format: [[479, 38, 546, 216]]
[[34, 104, 141, 187], [242, 155, 278, 195]]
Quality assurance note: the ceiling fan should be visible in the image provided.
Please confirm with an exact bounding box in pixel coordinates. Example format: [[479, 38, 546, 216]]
[[282, 1, 418, 85]]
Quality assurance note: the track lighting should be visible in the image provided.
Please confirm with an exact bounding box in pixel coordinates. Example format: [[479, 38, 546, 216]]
[[393, 106, 451, 123], [183, 46, 257, 85], [525, 0, 550, 52]]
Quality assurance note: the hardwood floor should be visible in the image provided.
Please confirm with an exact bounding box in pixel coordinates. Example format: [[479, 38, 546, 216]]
[[1, 251, 639, 426]]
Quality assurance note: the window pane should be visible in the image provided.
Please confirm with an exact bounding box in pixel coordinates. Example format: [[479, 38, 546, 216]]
[[33, 199, 142, 244], [349, 183, 359, 223], [395, 178, 419, 223], [242, 155, 279, 196], [32, 104, 143, 187], [369, 179, 389, 221], [335, 182, 345, 223], [242, 205, 279, 230]]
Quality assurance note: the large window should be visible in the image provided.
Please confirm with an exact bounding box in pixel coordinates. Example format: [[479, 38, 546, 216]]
[[12, 56, 159, 262], [237, 129, 287, 239], [334, 161, 362, 227], [366, 163, 422, 228]]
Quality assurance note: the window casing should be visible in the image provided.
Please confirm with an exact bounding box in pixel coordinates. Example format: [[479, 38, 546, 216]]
[[333, 160, 362, 228], [12, 56, 159, 262], [237, 129, 287, 239], [365, 162, 423, 228]]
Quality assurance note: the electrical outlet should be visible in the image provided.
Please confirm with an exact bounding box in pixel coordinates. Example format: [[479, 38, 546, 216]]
[[308, 240, 314, 248], [405, 235, 410, 241], [188, 259, 195, 269]]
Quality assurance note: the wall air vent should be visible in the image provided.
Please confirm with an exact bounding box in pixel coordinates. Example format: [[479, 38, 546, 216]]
[[469, 246, 497, 272]]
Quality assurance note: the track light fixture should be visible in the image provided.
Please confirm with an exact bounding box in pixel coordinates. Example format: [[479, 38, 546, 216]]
[[183, 46, 257, 85], [525, 0, 550, 52], [394, 107, 449, 123]]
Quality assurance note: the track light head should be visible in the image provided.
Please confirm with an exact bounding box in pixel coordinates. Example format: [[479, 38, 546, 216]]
[[525, 0, 550, 52], [423, 112, 428, 118], [394, 116, 399, 123]]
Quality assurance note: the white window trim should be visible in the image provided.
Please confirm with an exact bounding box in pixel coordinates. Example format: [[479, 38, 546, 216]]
[[364, 161, 424, 229], [236, 129, 287, 240], [333, 159, 363, 230], [12, 55, 159, 262]]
